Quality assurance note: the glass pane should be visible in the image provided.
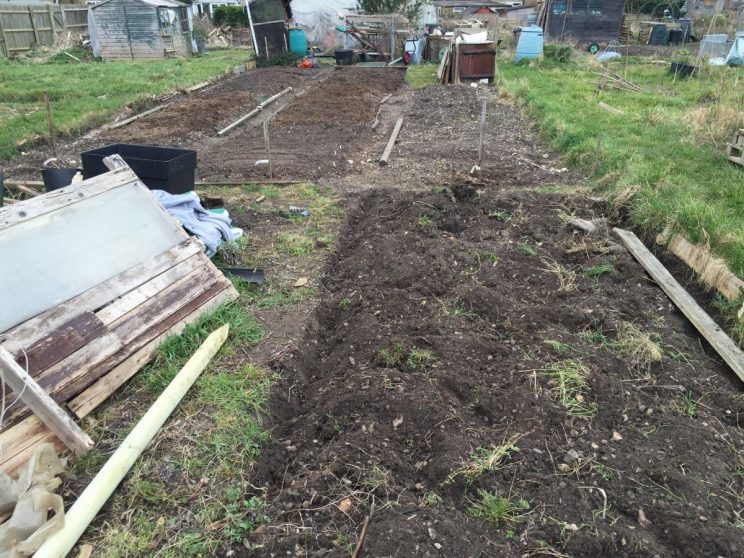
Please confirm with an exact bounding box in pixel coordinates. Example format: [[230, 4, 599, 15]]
[[571, 0, 588, 14], [552, 0, 567, 14], [250, 0, 285, 24], [588, 0, 604, 14]]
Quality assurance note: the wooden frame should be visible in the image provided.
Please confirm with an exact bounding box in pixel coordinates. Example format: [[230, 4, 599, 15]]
[[0, 166, 238, 476]]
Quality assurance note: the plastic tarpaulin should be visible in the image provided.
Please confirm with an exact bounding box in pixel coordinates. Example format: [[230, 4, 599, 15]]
[[291, 0, 354, 48], [725, 34, 744, 66]]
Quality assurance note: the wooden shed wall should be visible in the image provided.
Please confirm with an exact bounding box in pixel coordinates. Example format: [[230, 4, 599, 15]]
[[92, 0, 191, 59], [545, 0, 624, 43], [92, 0, 165, 59]]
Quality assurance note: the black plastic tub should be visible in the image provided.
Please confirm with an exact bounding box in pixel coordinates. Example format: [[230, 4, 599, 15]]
[[334, 49, 354, 66], [42, 168, 79, 192], [81, 144, 197, 194], [670, 62, 696, 78]]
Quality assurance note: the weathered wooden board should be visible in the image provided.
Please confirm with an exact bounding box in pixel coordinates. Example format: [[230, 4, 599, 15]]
[[615, 228, 744, 383], [70, 284, 236, 418], [1, 239, 201, 348]]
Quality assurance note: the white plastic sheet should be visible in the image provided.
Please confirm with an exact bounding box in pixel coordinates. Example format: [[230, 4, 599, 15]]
[[291, 0, 354, 48]]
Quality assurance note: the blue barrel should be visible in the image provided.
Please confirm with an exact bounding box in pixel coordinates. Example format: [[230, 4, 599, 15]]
[[514, 24, 544, 62], [288, 28, 307, 57]]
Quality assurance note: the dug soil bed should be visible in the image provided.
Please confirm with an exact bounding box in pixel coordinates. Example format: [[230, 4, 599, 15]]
[[197, 68, 406, 183], [245, 187, 743, 557], [5, 67, 323, 180], [332, 84, 582, 194]]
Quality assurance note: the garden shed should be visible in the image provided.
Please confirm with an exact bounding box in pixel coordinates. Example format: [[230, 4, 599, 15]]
[[89, 0, 193, 59], [542, 0, 625, 44]]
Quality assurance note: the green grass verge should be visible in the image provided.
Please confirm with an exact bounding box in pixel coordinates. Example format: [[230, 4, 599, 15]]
[[0, 49, 250, 159], [69, 181, 342, 555], [406, 63, 439, 89], [498, 57, 744, 279]]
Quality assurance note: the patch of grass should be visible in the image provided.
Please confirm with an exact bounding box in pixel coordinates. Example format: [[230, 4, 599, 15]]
[[241, 283, 317, 309], [584, 263, 615, 278], [0, 49, 249, 159], [417, 214, 434, 232], [613, 322, 663, 372], [374, 343, 406, 367], [591, 463, 616, 481], [405, 347, 437, 371], [546, 340, 574, 353], [521, 243, 538, 256], [544, 360, 597, 418], [423, 491, 442, 507], [467, 490, 530, 524], [488, 209, 512, 222], [678, 391, 698, 417], [136, 303, 262, 395], [374, 343, 436, 372], [405, 63, 438, 89], [499, 59, 744, 324], [275, 232, 314, 256], [195, 365, 274, 478], [449, 435, 521, 482]]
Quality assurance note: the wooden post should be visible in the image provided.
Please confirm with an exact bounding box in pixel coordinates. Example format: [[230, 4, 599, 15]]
[[0, 346, 94, 453], [28, 6, 39, 45], [264, 36, 269, 59], [48, 5, 55, 36], [0, 15, 8, 58], [614, 228, 744, 384], [478, 100, 487, 170], [379, 117, 404, 166], [263, 121, 273, 178], [44, 91, 57, 159]]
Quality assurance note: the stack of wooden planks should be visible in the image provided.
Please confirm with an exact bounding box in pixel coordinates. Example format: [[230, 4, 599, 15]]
[[0, 166, 237, 477]]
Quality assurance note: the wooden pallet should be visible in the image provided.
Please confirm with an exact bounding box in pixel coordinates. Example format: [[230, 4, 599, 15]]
[[727, 129, 744, 166], [0, 168, 237, 477]]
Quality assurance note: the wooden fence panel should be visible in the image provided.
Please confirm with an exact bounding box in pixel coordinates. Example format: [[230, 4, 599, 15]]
[[0, 4, 88, 57]]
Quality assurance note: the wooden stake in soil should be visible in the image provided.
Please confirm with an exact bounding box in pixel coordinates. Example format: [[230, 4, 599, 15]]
[[614, 228, 744, 384], [43, 91, 57, 159], [263, 121, 273, 178], [379, 117, 404, 167], [478, 100, 487, 172]]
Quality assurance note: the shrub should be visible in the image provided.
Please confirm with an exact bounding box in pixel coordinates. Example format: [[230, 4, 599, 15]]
[[543, 44, 572, 63], [213, 6, 249, 28]]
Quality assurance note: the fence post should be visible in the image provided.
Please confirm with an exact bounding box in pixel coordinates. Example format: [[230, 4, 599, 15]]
[[28, 6, 39, 45], [0, 14, 7, 58], [48, 5, 55, 35]]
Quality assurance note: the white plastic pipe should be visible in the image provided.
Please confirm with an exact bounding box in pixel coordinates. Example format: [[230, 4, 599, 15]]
[[34, 324, 230, 558]]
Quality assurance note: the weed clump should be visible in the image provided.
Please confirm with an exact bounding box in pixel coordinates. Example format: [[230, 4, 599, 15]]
[[373, 344, 436, 371], [467, 490, 530, 524], [544, 360, 597, 418]]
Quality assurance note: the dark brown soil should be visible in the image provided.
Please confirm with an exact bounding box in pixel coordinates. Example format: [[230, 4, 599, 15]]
[[244, 187, 744, 558], [6, 67, 318, 180], [198, 68, 405, 182]]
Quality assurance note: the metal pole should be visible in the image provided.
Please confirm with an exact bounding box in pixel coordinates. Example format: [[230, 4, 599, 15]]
[[246, 1, 258, 56]]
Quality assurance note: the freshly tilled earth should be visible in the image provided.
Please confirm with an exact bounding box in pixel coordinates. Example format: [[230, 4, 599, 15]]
[[246, 186, 743, 558]]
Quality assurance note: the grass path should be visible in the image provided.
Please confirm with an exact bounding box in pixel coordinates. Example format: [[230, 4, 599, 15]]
[[0, 49, 250, 159], [498, 58, 744, 279]]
